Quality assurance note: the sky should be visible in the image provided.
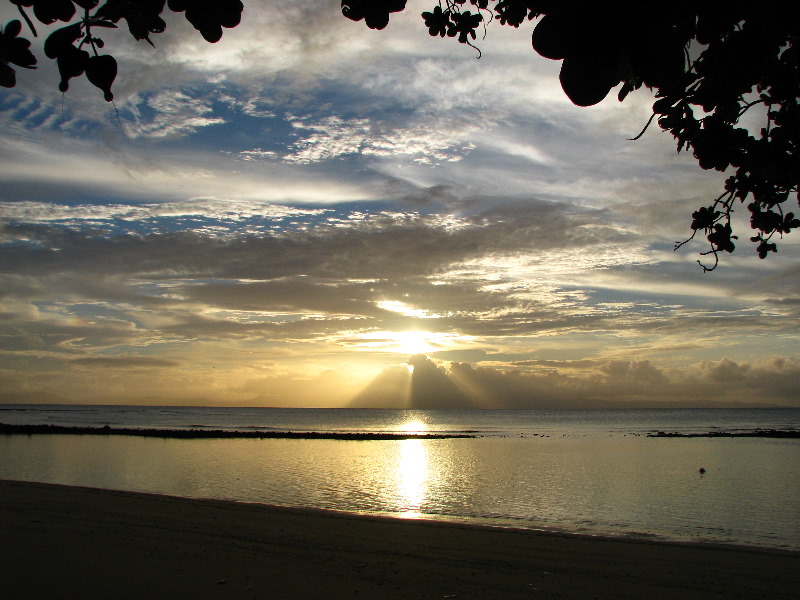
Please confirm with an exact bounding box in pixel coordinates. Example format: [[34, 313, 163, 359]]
[[1, 1, 799, 408]]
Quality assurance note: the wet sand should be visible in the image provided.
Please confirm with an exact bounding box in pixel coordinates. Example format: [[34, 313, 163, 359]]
[[1, 479, 797, 599]]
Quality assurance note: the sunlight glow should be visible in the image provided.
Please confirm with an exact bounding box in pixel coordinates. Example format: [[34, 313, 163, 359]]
[[399, 420, 428, 434], [353, 330, 464, 355], [376, 300, 441, 319]]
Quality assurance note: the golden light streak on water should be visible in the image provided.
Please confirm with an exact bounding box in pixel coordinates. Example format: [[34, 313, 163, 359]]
[[396, 438, 429, 518]]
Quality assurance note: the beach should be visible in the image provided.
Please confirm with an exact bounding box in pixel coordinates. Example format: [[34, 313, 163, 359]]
[[1, 479, 798, 599]]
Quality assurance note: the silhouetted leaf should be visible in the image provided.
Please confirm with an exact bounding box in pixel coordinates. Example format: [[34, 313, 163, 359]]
[[559, 51, 621, 107], [342, 0, 407, 31], [32, 0, 76, 25], [85, 53, 116, 101], [56, 43, 88, 92], [0, 61, 16, 87], [44, 22, 82, 59], [531, 13, 570, 60], [4, 19, 22, 38], [707, 223, 736, 253], [0, 18, 38, 87], [691, 207, 720, 232], [422, 6, 450, 38], [169, 0, 243, 42]]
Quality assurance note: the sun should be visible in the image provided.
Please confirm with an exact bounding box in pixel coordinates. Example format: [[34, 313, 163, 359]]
[[391, 331, 439, 355], [353, 330, 449, 355], [344, 329, 474, 360]]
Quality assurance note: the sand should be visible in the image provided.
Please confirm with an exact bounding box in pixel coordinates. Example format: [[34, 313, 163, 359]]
[[1, 479, 797, 599]]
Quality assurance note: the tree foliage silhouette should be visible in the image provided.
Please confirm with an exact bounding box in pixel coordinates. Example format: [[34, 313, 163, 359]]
[[359, 1, 800, 271], [2, 0, 243, 99], [2, 1, 798, 270]]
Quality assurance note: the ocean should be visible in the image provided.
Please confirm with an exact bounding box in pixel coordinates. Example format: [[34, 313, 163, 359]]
[[1, 405, 799, 550]]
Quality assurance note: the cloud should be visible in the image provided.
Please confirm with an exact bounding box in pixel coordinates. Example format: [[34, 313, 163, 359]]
[[1, 197, 626, 277], [283, 115, 478, 165], [121, 89, 226, 138], [0, 199, 327, 226], [2, 193, 798, 363], [599, 359, 668, 383], [71, 357, 181, 368], [0, 133, 380, 206], [351, 355, 800, 409]]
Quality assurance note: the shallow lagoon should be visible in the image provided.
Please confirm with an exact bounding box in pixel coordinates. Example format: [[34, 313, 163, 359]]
[[2, 407, 799, 550]]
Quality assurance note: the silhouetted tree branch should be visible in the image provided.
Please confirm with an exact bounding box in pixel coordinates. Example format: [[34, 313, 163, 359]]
[[2, 0, 243, 99], [373, 2, 799, 270], [2, 1, 798, 270]]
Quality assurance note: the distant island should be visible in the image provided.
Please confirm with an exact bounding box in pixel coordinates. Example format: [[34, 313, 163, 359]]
[[0, 423, 477, 440], [3, 422, 799, 439], [647, 429, 800, 438]]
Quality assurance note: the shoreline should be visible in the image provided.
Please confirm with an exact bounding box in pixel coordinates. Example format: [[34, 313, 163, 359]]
[[2, 479, 798, 599]]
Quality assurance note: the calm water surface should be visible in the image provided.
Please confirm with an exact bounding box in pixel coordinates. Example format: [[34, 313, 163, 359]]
[[1, 406, 799, 550], [3, 405, 799, 435]]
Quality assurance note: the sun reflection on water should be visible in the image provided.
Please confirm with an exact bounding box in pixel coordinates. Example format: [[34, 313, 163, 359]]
[[399, 419, 428, 434], [397, 438, 429, 518]]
